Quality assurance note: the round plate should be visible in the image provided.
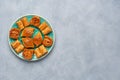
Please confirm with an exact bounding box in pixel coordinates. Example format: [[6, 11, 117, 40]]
[[8, 15, 55, 61]]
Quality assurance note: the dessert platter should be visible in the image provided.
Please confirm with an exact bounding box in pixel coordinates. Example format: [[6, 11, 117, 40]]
[[8, 15, 55, 61]]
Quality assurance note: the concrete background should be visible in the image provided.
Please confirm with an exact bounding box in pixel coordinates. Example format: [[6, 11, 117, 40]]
[[0, 0, 120, 80]]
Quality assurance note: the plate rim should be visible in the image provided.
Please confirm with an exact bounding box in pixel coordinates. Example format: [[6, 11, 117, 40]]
[[8, 14, 56, 61]]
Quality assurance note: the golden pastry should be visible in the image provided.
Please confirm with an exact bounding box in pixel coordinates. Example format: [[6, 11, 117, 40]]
[[22, 49, 34, 60], [39, 22, 52, 35], [33, 32, 42, 47], [42, 26, 52, 35], [39, 22, 48, 31], [11, 40, 21, 49], [9, 28, 20, 39], [39, 45, 48, 55], [30, 16, 40, 27], [34, 48, 43, 58], [34, 45, 48, 58], [42, 36, 53, 47], [22, 38, 34, 48], [21, 27, 34, 37], [15, 44, 24, 53], [21, 17, 30, 27], [16, 20, 24, 30]]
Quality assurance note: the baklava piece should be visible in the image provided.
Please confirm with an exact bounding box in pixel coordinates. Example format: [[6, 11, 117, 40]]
[[39, 22, 52, 35], [42, 26, 52, 35], [21, 27, 34, 37], [16, 20, 24, 30], [11, 40, 20, 49], [22, 49, 34, 60], [34, 48, 42, 58], [30, 16, 40, 27], [42, 36, 53, 47], [34, 45, 48, 58], [33, 32, 42, 47], [15, 44, 24, 53], [39, 22, 48, 31], [9, 28, 20, 39], [11, 40, 24, 53], [22, 38, 34, 48], [21, 17, 30, 27]]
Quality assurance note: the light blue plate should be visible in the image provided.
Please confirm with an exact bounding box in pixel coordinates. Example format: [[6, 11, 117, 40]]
[[8, 15, 55, 61]]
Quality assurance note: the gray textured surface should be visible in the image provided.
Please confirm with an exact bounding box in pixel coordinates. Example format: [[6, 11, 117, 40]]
[[0, 0, 120, 80]]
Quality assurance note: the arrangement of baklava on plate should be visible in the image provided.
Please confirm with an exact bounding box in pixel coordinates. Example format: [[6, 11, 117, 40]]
[[9, 15, 54, 61]]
